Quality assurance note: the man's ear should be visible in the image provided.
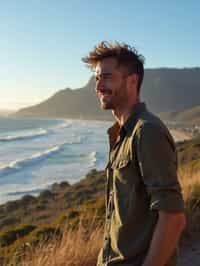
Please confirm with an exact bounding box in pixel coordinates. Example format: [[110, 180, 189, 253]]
[[127, 73, 138, 90]]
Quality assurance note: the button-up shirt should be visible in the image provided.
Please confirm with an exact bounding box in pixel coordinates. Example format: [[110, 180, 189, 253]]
[[97, 102, 184, 266]]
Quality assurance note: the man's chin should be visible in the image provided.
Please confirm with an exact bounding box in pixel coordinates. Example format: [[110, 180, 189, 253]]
[[100, 102, 112, 110]]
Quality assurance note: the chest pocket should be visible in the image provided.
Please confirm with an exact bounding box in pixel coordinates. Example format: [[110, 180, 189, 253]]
[[113, 157, 130, 169], [111, 155, 134, 185], [111, 150, 141, 187], [110, 154, 140, 225]]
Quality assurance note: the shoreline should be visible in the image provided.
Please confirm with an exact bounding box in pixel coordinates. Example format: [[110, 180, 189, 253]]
[[170, 129, 193, 142]]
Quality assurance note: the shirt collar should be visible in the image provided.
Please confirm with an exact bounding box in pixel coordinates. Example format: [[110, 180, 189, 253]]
[[123, 102, 146, 134], [107, 102, 146, 139]]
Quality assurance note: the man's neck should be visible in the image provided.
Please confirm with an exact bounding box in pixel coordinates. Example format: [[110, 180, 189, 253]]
[[112, 100, 140, 127]]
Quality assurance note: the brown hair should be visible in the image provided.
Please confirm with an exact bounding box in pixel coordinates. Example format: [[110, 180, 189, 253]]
[[82, 41, 145, 92]]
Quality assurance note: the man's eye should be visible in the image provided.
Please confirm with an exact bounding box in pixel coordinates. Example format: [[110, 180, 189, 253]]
[[95, 74, 112, 82], [104, 75, 112, 80]]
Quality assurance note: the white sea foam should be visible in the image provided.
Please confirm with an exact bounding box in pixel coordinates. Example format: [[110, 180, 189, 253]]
[[0, 128, 48, 142], [7, 188, 44, 196], [55, 120, 72, 130], [0, 145, 61, 177], [0, 137, 85, 177], [88, 151, 97, 165], [68, 136, 83, 144]]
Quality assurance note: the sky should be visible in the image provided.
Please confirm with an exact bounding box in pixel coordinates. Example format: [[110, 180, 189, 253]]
[[0, 0, 200, 110]]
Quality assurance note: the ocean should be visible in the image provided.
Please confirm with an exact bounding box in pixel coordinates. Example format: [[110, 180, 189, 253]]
[[0, 117, 111, 204]]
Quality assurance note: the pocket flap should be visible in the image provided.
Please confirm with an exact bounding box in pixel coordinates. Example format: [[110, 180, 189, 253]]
[[111, 155, 130, 169]]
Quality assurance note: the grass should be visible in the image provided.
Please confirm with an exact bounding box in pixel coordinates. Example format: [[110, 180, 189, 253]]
[[179, 167, 200, 238], [7, 219, 103, 266]]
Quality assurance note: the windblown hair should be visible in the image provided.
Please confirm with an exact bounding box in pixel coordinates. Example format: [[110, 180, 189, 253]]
[[82, 41, 145, 92]]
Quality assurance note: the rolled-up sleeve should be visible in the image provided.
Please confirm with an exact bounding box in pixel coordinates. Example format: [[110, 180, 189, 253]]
[[137, 123, 184, 212]]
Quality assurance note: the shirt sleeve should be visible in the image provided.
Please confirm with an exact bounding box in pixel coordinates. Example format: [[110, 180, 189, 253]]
[[136, 123, 185, 212]]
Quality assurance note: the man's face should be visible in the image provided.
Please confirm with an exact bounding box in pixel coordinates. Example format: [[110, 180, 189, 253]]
[[95, 57, 129, 110]]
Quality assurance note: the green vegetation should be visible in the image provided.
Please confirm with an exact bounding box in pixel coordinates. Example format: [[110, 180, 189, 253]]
[[0, 225, 36, 247]]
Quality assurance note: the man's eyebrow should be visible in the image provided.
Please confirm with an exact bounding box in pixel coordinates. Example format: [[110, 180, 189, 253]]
[[95, 72, 113, 77]]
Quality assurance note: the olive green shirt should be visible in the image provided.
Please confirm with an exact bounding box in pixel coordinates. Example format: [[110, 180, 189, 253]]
[[97, 103, 184, 266]]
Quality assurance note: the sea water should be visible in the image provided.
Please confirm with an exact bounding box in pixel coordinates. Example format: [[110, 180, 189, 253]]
[[0, 117, 111, 204]]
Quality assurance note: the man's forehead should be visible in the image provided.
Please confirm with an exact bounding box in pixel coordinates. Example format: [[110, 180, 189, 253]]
[[95, 57, 118, 75]]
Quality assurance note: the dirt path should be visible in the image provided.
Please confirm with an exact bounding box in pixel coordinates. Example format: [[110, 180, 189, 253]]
[[178, 240, 200, 266]]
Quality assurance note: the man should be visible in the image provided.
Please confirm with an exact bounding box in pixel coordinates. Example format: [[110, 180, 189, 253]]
[[82, 41, 186, 266]]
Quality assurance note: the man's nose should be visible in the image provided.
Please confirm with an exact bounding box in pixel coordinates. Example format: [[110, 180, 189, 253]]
[[95, 78, 104, 92]]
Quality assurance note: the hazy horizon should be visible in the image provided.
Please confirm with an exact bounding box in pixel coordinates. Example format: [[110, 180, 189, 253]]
[[0, 99, 46, 111]]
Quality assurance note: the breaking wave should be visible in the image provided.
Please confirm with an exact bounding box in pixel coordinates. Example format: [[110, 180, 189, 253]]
[[56, 121, 72, 129], [0, 137, 83, 177], [0, 145, 61, 177], [88, 151, 97, 165], [0, 128, 48, 142]]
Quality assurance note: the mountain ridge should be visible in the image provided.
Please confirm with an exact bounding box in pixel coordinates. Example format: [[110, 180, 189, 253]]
[[14, 68, 200, 121]]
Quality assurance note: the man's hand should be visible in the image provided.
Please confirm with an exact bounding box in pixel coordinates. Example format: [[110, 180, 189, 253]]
[[142, 210, 186, 266]]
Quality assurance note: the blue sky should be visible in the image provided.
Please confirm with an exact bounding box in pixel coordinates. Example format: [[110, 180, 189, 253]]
[[0, 0, 200, 110]]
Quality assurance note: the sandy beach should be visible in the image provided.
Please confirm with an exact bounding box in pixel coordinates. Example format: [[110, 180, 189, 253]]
[[170, 129, 193, 142]]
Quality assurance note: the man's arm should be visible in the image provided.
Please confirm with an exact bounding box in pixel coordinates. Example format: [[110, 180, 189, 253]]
[[142, 210, 186, 266], [137, 123, 186, 265]]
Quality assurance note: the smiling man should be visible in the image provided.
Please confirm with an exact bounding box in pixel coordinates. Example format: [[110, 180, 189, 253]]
[[82, 41, 186, 266]]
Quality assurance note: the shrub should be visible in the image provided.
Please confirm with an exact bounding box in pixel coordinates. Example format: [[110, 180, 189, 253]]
[[0, 225, 36, 247], [27, 226, 61, 245], [59, 181, 71, 188], [3, 201, 20, 212], [0, 217, 19, 228], [38, 190, 54, 201]]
